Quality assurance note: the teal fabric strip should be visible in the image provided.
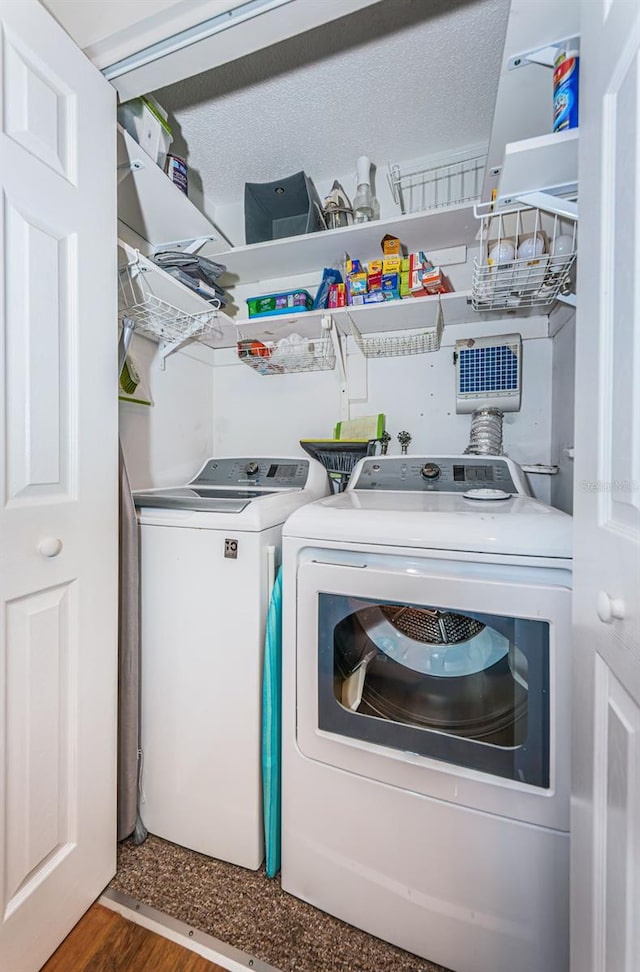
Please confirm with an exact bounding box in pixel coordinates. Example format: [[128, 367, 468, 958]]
[[262, 566, 283, 877]]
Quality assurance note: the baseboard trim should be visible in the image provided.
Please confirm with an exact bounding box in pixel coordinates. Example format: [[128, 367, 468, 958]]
[[99, 887, 281, 972]]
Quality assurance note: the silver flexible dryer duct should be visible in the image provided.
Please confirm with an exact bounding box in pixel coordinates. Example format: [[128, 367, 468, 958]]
[[464, 407, 504, 456]]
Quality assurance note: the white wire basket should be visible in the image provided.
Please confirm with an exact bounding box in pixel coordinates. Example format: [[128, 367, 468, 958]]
[[236, 330, 336, 375], [472, 203, 577, 311], [388, 151, 486, 215], [349, 299, 443, 357], [118, 262, 223, 345]]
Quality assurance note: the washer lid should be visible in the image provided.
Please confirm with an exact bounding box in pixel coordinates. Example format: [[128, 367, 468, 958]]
[[133, 455, 329, 519], [133, 486, 277, 513]]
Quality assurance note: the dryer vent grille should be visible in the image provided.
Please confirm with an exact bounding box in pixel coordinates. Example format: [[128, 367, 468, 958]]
[[379, 606, 485, 645], [455, 333, 522, 414]]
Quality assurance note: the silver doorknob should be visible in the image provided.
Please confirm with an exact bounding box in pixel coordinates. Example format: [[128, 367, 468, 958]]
[[596, 591, 625, 624], [38, 537, 63, 558]]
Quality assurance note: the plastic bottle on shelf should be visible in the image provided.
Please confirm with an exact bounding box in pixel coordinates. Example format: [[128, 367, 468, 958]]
[[353, 156, 379, 223]]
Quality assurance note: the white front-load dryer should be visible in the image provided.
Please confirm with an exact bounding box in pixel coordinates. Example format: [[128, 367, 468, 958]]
[[134, 456, 327, 869], [281, 455, 572, 972]]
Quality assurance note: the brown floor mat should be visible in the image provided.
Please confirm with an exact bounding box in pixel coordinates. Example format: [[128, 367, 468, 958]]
[[110, 835, 451, 972]]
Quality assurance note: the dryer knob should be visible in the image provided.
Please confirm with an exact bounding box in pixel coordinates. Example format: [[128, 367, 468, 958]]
[[421, 463, 441, 480], [245, 461, 259, 477]]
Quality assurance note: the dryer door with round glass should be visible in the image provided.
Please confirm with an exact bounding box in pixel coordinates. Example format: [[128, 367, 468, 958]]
[[295, 549, 571, 831]]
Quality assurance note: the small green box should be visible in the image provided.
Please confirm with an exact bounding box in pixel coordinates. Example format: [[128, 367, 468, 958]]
[[246, 289, 313, 318]]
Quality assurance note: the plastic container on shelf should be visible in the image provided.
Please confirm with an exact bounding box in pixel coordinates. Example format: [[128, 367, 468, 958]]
[[244, 171, 325, 244], [246, 290, 314, 318], [117, 96, 173, 168]]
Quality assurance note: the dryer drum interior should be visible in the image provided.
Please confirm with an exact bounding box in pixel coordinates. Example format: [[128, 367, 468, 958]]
[[333, 604, 529, 747]]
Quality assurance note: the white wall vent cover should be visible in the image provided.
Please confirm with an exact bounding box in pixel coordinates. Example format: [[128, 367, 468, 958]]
[[455, 333, 522, 413]]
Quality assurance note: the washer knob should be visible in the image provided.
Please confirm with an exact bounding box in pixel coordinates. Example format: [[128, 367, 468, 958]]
[[421, 463, 441, 480], [245, 461, 259, 476]]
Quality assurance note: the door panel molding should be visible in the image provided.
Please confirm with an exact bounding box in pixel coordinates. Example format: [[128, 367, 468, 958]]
[[2, 25, 76, 182]]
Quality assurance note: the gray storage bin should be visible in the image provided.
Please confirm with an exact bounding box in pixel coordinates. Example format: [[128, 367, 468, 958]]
[[244, 171, 325, 244]]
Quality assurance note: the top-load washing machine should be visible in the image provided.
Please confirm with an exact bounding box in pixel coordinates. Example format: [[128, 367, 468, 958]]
[[134, 455, 327, 869], [281, 454, 572, 972]]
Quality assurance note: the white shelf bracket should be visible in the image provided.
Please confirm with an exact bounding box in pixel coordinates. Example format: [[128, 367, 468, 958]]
[[117, 158, 145, 184], [155, 236, 219, 254], [556, 291, 577, 308], [323, 314, 349, 421], [158, 338, 189, 369], [514, 191, 579, 221], [520, 464, 559, 476], [508, 35, 580, 70]]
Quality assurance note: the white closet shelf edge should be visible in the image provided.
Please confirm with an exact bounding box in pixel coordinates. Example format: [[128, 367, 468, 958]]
[[200, 291, 549, 348], [203, 203, 481, 283]]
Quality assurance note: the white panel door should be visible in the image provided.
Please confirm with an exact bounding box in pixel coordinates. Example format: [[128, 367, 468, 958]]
[[0, 2, 117, 971], [572, 2, 640, 971]]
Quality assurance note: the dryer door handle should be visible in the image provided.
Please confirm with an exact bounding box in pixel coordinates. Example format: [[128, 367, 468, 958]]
[[311, 559, 369, 569]]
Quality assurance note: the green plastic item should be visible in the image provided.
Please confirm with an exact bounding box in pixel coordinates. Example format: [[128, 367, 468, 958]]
[[246, 290, 313, 318], [334, 414, 386, 441], [140, 97, 172, 136]]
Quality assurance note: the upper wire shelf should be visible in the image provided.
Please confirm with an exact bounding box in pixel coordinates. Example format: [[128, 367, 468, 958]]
[[388, 152, 486, 215], [472, 203, 577, 311]]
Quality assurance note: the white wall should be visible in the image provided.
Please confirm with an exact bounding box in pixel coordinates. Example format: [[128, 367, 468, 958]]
[[118, 320, 555, 503], [211, 322, 554, 503], [117, 284, 556, 504], [119, 334, 215, 490], [550, 313, 576, 514]]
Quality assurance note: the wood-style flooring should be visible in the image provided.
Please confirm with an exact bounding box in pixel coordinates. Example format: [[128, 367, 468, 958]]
[[40, 903, 228, 972]]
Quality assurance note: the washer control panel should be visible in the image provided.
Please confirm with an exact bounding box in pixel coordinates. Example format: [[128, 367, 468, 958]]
[[193, 457, 310, 489], [352, 456, 521, 494]]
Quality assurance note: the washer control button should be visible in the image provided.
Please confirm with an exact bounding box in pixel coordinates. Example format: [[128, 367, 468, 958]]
[[245, 461, 259, 477], [421, 462, 441, 480]]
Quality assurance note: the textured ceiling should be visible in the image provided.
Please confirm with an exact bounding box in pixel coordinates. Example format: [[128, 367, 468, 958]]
[[154, 0, 510, 209]]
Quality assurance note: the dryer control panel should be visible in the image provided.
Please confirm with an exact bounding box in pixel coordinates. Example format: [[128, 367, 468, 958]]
[[351, 456, 527, 494], [192, 457, 311, 489]]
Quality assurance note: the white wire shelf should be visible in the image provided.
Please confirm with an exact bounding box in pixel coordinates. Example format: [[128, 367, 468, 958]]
[[471, 203, 577, 311], [349, 299, 443, 356], [118, 242, 231, 364], [236, 329, 336, 375], [388, 151, 486, 215]]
